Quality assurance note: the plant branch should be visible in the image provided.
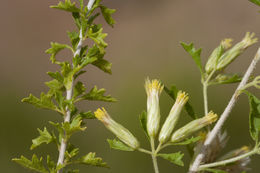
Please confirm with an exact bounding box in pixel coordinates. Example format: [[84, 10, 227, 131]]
[[199, 148, 258, 170], [203, 83, 209, 116], [189, 48, 260, 173]]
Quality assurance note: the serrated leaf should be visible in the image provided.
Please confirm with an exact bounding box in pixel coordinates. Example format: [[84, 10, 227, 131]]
[[77, 152, 108, 168], [181, 42, 203, 74], [139, 111, 149, 138], [65, 146, 79, 161], [170, 136, 201, 145], [50, 0, 80, 13], [47, 71, 64, 83], [78, 86, 116, 102], [12, 155, 48, 173], [210, 74, 242, 85], [22, 93, 58, 112], [92, 58, 112, 74], [45, 79, 64, 91], [158, 152, 184, 166], [164, 85, 196, 119], [67, 31, 79, 50], [203, 168, 228, 173], [46, 42, 71, 64], [79, 111, 96, 119], [250, 0, 260, 6], [63, 116, 86, 138], [31, 127, 54, 150], [107, 139, 134, 151], [245, 91, 260, 141], [100, 5, 116, 27], [73, 81, 86, 99], [87, 24, 107, 53]]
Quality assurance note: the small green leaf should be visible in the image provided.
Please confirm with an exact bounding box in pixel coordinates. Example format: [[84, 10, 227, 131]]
[[50, 0, 80, 13], [65, 145, 79, 160], [158, 152, 184, 166], [100, 5, 116, 27], [139, 111, 148, 138], [250, 0, 260, 6], [67, 31, 79, 50], [73, 81, 86, 99], [46, 42, 71, 64], [46, 155, 56, 173], [245, 91, 260, 141], [164, 85, 196, 119], [170, 136, 201, 146], [47, 71, 63, 83], [79, 86, 116, 102], [45, 79, 64, 91], [22, 93, 58, 112], [203, 168, 228, 173], [79, 111, 96, 119], [31, 127, 54, 150], [87, 24, 107, 53], [76, 152, 108, 168], [107, 139, 134, 151], [180, 42, 203, 74], [63, 116, 86, 138], [210, 74, 242, 85], [92, 58, 112, 74], [12, 154, 48, 173]]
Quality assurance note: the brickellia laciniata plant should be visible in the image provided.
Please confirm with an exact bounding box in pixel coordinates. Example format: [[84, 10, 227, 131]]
[[13, 0, 260, 173]]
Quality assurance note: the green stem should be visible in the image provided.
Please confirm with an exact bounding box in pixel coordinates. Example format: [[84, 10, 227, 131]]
[[203, 83, 208, 116], [150, 138, 159, 173], [138, 148, 153, 155], [198, 148, 258, 170]]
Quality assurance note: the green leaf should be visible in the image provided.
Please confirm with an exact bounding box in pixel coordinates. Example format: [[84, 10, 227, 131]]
[[22, 93, 58, 112], [31, 127, 54, 150], [100, 5, 116, 27], [46, 155, 56, 173], [65, 145, 79, 160], [107, 139, 134, 151], [63, 116, 86, 138], [210, 74, 242, 85], [59, 62, 74, 89], [170, 136, 201, 146], [12, 155, 48, 173], [164, 85, 196, 119], [67, 31, 79, 50], [47, 71, 63, 83], [203, 168, 228, 173], [45, 79, 64, 91], [139, 111, 148, 138], [50, 0, 80, 13], [250, 0, 260, 6], [87, 24, 107, 53], [245, 91, 260, 141], [92, 58, 112, 74], [158, 152, 184, 166], [79, 86, 116, 102], [46, 42, 71, 64], [77, 152, 108, 168], [73, 81, 86, 99], [181, 42, 203, 74], [79, 111, 96, 119]]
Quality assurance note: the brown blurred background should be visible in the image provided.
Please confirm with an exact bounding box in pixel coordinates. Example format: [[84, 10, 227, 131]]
[[1, 0, 260, 172]]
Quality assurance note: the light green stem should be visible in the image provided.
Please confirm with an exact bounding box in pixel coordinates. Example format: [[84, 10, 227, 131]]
[[199, 148, 258, 170], [150, 138, 159, 173], [203, 83, 208, 116]]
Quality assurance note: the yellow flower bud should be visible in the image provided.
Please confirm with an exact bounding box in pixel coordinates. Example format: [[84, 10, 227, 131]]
[[94, 108, 140, 149], [145, 78, 164, 138], [159, 91, 189, 144], [171, 111, 218, 143]]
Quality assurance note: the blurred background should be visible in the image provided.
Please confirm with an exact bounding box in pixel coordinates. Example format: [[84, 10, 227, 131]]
[[1, 0, 260, 172]]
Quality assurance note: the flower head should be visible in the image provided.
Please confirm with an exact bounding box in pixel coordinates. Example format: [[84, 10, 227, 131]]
[[145, 78, 164, 138], [159, 91, 189, 144], [94, 108, 140, 149]]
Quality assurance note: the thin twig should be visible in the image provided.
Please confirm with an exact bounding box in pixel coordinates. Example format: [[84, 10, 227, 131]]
[[198, 148, 257, 170], [189, 48, 260, 173]]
